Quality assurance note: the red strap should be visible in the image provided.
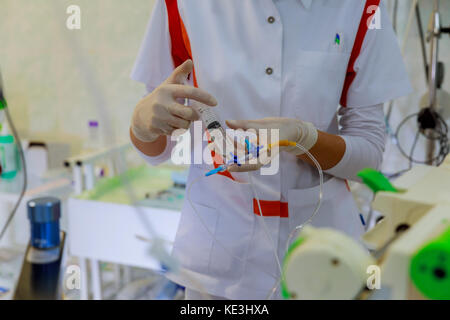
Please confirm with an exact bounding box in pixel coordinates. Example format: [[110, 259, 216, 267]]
[[165, 0, 199, 86], [253, 199, 289, 218], [205, 131, 234, 180], [165, 0, 233, 180], [340, 0, 381, 107], [345, 179, 351, 192], [165, 0, 190, 68]]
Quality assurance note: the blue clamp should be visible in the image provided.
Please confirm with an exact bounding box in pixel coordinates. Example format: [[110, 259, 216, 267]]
[[205, 165, 227, 177]]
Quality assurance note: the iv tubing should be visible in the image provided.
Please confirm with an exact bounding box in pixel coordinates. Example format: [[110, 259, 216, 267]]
[[187, 141, 324, 299], [264, 143, 324, 299], [248, 172, 283, 278]]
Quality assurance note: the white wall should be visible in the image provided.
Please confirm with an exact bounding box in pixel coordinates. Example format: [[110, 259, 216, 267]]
[[0, 0, 156, 152]]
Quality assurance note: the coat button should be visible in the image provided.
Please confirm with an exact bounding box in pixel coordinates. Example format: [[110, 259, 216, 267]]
[[266, 67, 274, 75], [267, 16, 275, 24]]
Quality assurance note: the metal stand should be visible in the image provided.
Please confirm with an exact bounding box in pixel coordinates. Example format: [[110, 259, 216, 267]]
[[425, 0, 450, 165], [387, 0, 449, 167]]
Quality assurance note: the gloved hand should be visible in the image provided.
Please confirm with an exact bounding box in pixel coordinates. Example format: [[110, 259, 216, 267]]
[[131, 60, 218, 142], [225, 117, 318, 172]]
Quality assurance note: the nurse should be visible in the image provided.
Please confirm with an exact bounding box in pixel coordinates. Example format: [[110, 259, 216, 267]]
[[130, 0, 412, 300]]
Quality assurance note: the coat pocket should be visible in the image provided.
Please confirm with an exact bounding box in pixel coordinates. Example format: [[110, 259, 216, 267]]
[[172, 201, 219, 274], [206, 174, 256, 278]]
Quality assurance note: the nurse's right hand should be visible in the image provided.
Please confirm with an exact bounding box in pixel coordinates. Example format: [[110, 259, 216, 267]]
[[131, 59, 218, 142]]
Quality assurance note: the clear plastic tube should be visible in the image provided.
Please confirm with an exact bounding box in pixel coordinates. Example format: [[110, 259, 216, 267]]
[[196, 104, 223, 131], [248, 172, 283, 278], [186, 98, 233, 163], [186, 97, 225, 136], [263, 143, 323, 300], [187, 142, 324, 299]]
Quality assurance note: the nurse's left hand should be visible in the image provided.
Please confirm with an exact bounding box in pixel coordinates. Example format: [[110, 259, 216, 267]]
[[225, 118, 318, 172]]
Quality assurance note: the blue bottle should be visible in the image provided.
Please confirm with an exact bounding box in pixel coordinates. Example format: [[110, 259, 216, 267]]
[[28, 197, 61, 249]]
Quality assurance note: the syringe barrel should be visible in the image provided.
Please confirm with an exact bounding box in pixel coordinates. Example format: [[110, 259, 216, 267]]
[[196, 105, 223, 131], [186, 99, 229, 160]]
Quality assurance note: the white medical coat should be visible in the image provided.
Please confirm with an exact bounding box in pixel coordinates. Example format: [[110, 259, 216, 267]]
[[131, 0, 411, 299]]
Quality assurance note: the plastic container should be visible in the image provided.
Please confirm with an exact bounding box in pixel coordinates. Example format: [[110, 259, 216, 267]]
[[27, 197, 61, 250], [26, 197, 62, 264], [0, 132, 17, 179], [84, 120, 101, 151]]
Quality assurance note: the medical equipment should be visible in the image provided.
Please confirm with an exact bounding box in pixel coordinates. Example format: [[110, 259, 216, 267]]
[[362, 162, 450, 300], [0, 67, 28, 241], [281, 226, 375, 300], [423, 0, 450, 165], [188, 140, 324, 299], [0, 105, 19, 180], [26, 197, 61, 264], [190, 99, 224, 135], [388, 0, 450, 170], [409, 227, 450, 300], [395, 110, 449, 166], [14, 231, 66, 300], [66, 160, 187, 300], [205, 138, 260, 177], [86, 120, 101, 150], [283, 158, 450, 300], [0, 132, 18, 179], [204, 139, 290, 178], [186, 98, 236, 164]]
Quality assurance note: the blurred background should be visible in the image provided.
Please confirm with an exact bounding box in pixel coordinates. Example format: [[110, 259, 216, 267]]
[[0, 0, 448, 300], [0, 0, 156, 153]]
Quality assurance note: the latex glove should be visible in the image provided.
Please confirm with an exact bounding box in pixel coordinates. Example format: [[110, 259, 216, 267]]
[[131, 60, 218, 142], [225, 118, 318, 172]]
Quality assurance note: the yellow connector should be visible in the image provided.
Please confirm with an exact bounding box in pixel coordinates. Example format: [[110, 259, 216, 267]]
[[268, 140, 297, 150]]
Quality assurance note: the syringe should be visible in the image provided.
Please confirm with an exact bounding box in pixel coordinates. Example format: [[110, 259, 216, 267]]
[[193, 101, 224, 133], [185, 98, 230, 163]]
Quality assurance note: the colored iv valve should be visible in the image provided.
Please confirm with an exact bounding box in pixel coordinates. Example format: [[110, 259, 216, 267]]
[[205, 138, 259, 177], [204, 139, 298, 177], [204, 138, 290, 177]]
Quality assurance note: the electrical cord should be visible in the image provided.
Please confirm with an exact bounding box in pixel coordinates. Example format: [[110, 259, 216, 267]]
[[0, 70, 28, 240], [394, 110, 449, 167], [385, 128, 421, 179]]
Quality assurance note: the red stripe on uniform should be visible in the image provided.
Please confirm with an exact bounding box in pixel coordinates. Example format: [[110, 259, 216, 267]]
[[165, 0, 233, 180], [253, 199, 289, 218], [340, 0, 381, 107], [165, 0, 190, 67]]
